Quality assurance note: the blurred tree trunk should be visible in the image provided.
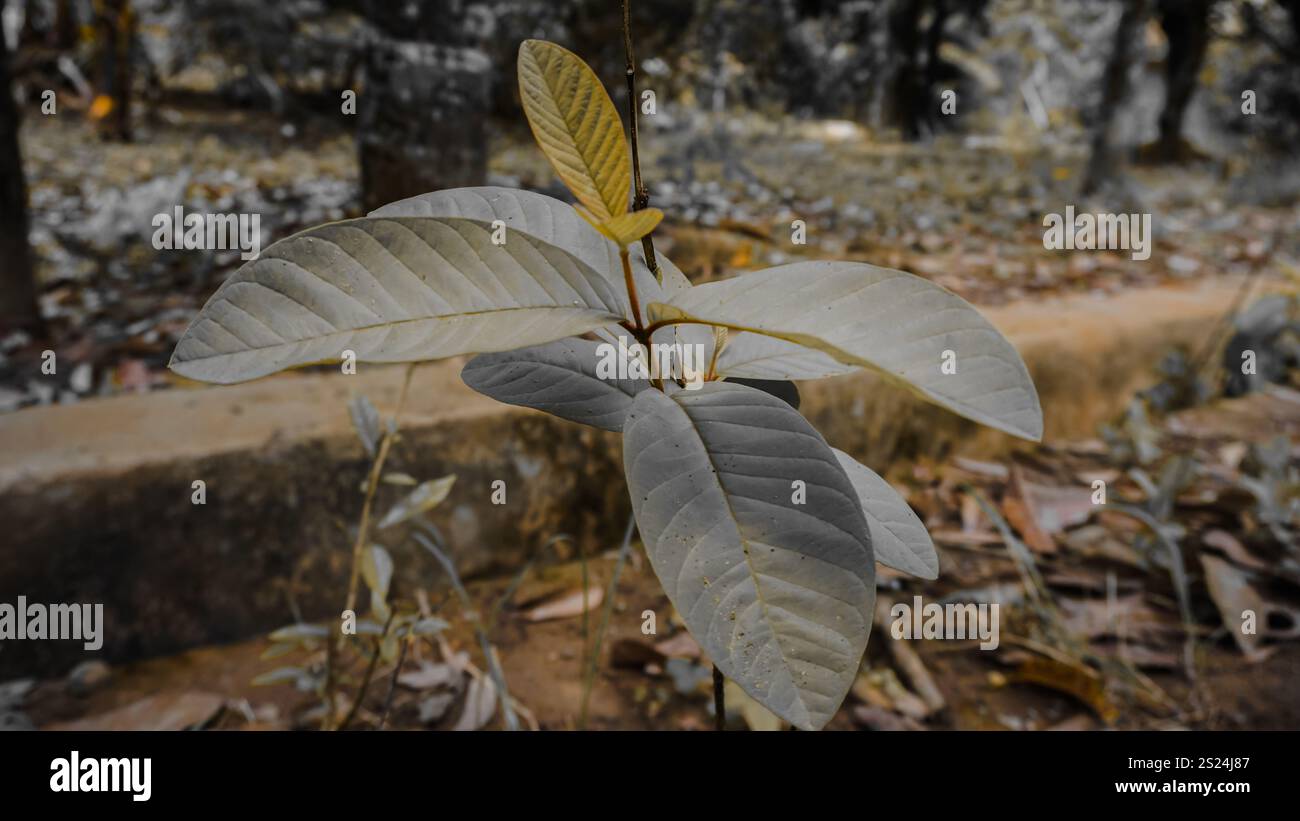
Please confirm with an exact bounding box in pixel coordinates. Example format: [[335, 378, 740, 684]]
[[1149, 0, 1213, 162], [94, 0, 134, 141], [0, 12, 42, 334], [53, 0, 79, 49], [884, 0, 924, 139], [1083, 0, 1149, 195], [357, 0, 490, 212]]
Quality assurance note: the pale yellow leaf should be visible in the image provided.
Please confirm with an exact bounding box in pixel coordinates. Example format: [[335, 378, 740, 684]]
[[588, 208, 663, 247], [518, 39, 631, 222]]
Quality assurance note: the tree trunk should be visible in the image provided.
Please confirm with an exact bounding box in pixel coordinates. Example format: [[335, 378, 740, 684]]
[[357, 0, 490, 212], [95, 0, 134, 141], [1151, 0, 1212, 162], [0, 12, 42, 334], [884, 0, 925, 139], [1082, 0, 1149, 195]]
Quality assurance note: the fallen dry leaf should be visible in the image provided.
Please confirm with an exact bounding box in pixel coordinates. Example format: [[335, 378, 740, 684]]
[[524, 587, 603, 622], [1200, 554, 1274, 662], [47, 691, 224, 731], [452, 676, 497, 731], [1008, 655, 1118, 725], [851, 705, 925, 731]]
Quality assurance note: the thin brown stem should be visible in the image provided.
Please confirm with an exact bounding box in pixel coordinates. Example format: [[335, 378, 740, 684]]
[[712, 665, 726, 730], [377, 629, 412, 731], [327, 363, 415, 729], [338, 613, 392, 727], [344, 364, 416, 616], [622, 0, 660, 279], [321, 622, 338, 730], [620, 248, 644, 332], [643, 317, 736, 338], [578, 538, 589, 691]]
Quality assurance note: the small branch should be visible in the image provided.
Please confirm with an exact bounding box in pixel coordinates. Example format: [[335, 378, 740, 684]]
[[321, 622, 338, 730], [339, 609, 396, 731], [622, 0, 661, 279], [620, 248, 644, 332], [376, 629, 411, 731], [578, 538, 590, 689], [344, 364, 416, 615], [642, 317, 739, 338], [712, 665, 726, 731], [327, 363, 416, 729]]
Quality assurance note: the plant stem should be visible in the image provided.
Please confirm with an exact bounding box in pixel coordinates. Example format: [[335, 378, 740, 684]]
[[578, 514, 636, 729], [620, 247, 644, 332], [326, 363, 415, 730], [712, 665, 726, 731], [343, 365, 415, 615], [621, 0, 660, 279], [339, 609, 395, 731], [578, 538, 590, 689], [321, 621, 338, 730], [377, 629, 411, 731]]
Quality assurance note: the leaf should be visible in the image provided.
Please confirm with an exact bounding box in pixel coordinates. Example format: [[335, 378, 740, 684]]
[[622, 381, 876, 730], [647, 261, 1043, 441], [268, 623, 330, 643], [251, 667, 310, 687], [517, 39, 631, 222], [409, 617, 451, 635], [360, 544, 394, 620], [832, 449, 938, 580], [397, 661, 461, 691], [169, 216, 625, 384], [462, 337, 649, 431], [452, 676, 498, 731], [590, 208, 664, 246], [716, 333, 858, 381], [348, 393, 381, 457], [377, 475, 457, 529], [524, 587, 604, 622], [371, 186, 683, 326]]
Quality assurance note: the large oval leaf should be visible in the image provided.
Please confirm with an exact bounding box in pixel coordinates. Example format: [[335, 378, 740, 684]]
[[716, 333, 858, 381], [371, 186, 682, 326], [169, 217, 624, 384], [646, 261, 1043, 441], [832, 448, 938, 579], [369, 186, 618, 277], [623, 381, 876, 730], [518, 39, 631, 223], [462, 337, 649, 431]]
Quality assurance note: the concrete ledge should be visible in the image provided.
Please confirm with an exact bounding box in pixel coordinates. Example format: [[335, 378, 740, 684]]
[[0, 278, 1239, 676]]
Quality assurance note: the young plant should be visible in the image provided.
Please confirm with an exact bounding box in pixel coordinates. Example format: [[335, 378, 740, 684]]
[[170, 39, 1042, 730]]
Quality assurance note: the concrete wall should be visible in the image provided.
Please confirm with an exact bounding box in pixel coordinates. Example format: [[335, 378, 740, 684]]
[[0, 279, 1242, 676]]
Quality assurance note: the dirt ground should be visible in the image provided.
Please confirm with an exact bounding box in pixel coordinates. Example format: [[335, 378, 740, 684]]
[[17, 387, 1300, 732]]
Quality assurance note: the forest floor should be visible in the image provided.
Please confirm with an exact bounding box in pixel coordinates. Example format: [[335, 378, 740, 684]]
[[14, 384, 1300, 731], [4, 102, 1298, 412]]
